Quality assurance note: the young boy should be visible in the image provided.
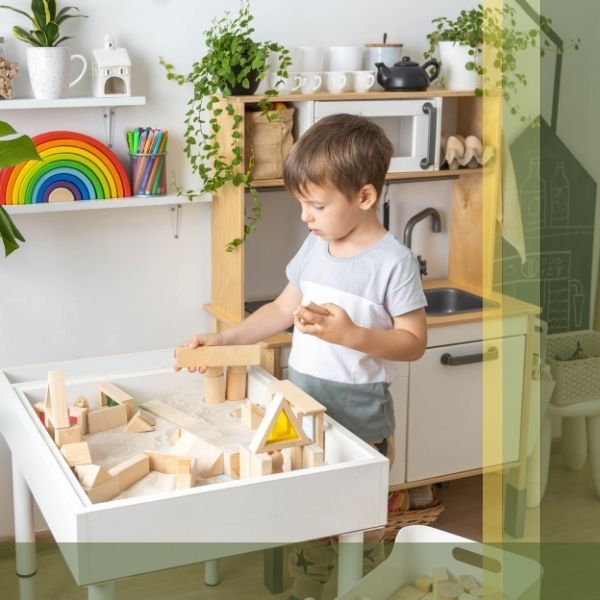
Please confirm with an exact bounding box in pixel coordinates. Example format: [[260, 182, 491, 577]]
[[181, 113, 427, 599]]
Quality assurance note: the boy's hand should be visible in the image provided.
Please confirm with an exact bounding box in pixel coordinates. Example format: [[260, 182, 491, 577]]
[[294, 303, 356, 347], [174, 332, 224, 373]]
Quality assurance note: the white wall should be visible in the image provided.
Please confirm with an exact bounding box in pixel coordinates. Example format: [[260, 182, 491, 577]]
[[0, 0, 477, 536]]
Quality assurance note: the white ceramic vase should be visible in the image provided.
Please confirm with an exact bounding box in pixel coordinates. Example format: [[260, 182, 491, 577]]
[[26, 46, 87, 99], [437, 41, 482, 91]]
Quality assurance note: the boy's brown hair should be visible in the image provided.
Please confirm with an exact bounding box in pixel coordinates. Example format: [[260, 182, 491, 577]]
[[283, 113, 393, 201]]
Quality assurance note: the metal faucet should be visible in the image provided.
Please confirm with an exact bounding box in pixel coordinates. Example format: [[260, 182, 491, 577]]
[[403, 207, 442, 277]]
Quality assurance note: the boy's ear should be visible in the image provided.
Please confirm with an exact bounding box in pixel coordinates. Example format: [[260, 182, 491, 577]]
[[358, 184, 378, 210]]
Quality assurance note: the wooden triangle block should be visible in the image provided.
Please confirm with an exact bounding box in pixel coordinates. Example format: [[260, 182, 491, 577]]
[[126, 410, 155, 433], [75, 464, 112, 488], [249, 393, 310, 454]]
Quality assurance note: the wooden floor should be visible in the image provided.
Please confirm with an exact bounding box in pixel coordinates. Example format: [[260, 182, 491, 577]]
[[1, 448, 599, 599]]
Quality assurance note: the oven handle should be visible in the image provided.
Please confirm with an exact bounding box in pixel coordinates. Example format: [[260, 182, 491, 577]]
[[420, 101, 437, 170]]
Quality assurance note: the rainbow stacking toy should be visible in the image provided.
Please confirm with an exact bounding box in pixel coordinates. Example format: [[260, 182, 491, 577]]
[[0, 131, 131, 204]]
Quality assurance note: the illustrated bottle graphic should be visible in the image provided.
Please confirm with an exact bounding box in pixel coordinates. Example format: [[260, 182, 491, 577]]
[[550, 161, 569, 226], [519, 156, 546, 227]]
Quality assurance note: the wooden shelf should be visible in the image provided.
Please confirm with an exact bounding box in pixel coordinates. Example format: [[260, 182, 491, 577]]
[[0, 96, 146, 110], [250, 168, 484, 189], [2, 194, 210, 214]]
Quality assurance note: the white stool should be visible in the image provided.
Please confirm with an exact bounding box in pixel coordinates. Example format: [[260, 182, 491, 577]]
[[539, 398, 600, 503]]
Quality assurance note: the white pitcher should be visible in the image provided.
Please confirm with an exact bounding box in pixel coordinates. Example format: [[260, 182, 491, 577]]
[[26, 46, 87, 99]]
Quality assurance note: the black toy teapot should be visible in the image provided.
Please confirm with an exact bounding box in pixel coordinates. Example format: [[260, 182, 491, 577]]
[[375, 56, 440, 91]]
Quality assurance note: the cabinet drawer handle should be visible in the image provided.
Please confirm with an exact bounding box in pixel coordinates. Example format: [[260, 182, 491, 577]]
[[440, 346, 499, 366], [420, 101, 437, 169]]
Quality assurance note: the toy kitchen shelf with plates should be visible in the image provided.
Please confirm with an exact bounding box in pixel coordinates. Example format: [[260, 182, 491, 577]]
[[0, 348, 388, 599]]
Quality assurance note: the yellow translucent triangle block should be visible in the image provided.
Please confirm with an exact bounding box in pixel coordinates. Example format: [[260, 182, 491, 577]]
[[266, 410, 302, 444]]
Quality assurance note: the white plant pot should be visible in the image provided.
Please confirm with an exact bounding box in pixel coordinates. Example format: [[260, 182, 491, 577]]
[[437, 41, 482, 91], [26, 46, 87, 99]]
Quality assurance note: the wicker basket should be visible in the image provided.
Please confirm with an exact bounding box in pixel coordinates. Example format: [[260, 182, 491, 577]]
[[547, 330, 600, 405], [383, 492, 445, 542]]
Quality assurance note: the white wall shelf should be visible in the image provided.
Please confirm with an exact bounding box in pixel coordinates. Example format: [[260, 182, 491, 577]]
[[0, 96, 146, 110], [2, 194, 210, 214]]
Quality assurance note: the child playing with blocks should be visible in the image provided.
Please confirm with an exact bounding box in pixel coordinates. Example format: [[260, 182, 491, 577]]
[[179, 113, 428, 599]]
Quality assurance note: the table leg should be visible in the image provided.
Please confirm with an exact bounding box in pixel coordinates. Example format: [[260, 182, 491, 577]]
[[87, 582, 116, 600], [587, 414, 600, 498], [526, 412, 552, 508], [562, 416, 587, 471], [11, 455, 36, 578], [263, 546, 284, 594], [337, 531, 363, 595], [204, 559, 219, 586]]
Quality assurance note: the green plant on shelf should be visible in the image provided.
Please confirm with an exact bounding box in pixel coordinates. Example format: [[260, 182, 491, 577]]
[[160, 0, 290, 251], [0, 120, 41, 256]]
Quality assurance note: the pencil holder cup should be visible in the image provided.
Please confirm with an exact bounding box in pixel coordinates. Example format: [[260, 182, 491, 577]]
[[129, 152, 167, 196]]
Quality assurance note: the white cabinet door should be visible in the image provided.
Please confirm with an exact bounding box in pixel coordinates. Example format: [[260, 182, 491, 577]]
[[406, 335, 525, 482]]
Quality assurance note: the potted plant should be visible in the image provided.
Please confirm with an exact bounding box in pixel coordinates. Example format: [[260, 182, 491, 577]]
[[0, 120, 40, 256], [160, 0, 291, 251], [0, 0, 87, 99], [424, 4, 579, 121]]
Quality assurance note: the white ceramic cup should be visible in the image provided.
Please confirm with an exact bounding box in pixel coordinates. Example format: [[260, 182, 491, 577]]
[[298, 46, 324, 72], [299, 72, 322, 94], [27, 46, 87, 99], [270, 72, 302, 93], [350, 70, 375, 93], [324, 71, 347, 94], [326, 46, 363, 72]]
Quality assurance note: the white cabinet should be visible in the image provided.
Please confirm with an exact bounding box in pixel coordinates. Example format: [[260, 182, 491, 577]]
[[389, 368, 409, 486], [405, 334, 525, 482]]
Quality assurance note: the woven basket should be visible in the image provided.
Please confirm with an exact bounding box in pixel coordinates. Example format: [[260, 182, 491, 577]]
[[383, 493, 445, 542], [547, 330, 600, 405]]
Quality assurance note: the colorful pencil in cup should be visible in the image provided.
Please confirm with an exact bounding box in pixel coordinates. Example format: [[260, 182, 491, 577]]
[[126, 127, 169, 196]]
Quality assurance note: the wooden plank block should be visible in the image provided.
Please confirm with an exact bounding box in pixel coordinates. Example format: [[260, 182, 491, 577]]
[[75, 464, 111, 488], [138, 400, 201, 428], [87, 404, 128, 434], [108, 454, 150, 491], [54, 425, 82, 448], [269, 379, 326, 416], [174, 344, 261, 368], [99, 382, 135, 420], [48, 370, 70, 429], [61, 442, 92, 467]]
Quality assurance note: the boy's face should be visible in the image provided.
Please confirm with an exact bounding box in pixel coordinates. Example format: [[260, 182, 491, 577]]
[[296, 182, 373, 242]]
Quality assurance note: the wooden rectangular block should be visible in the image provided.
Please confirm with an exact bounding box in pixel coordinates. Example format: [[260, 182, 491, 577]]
[[302, 443, 324, 468], [139, 400, 201, 428], [223, 448, 240, 479], [61, 442, 92, 467], [54, 425, 83, 448], [250, 452, 272, 477], [108, 454, 150, 491], [415, 575, 433, 592], [240, 400, 264, 430], [239, 444, 251, 479], [169, 429, 224, 478], [48, 370, 70, 429], [85, 476, 120, 504], [87, 404, 128, 434], [99, 382, 135, 420], [145, 450, 192, 475], [175, 345, 261, 368], [68, 405, 88, 435]]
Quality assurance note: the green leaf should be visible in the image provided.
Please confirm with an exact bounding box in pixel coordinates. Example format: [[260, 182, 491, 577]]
[[0, 121, 41, 168], [0, 207, 24, 257], [0, 5, 36, 26]]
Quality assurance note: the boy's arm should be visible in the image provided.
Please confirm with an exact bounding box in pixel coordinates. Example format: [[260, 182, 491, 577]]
[[294, 304, 427, 362]]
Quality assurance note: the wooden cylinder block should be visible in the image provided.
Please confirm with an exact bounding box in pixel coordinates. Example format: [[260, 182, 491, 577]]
[[203, 367, 225, 405], [437, 582, 463, 600], [270, 450, 284, 473], [225, 365, 247, 400]]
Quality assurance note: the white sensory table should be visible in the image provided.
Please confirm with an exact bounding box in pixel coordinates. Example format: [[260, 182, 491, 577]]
[[0, 349, 388, 599]]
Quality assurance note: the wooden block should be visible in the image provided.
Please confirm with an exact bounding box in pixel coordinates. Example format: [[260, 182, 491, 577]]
[[290, 446, 302, 470], [224, 448, 240, 479], [85, 476, 120, 504], [459, 576, 479, 593], [87, 404, 128, 434], [469, 589, 485, 599], [48, 370, 70, 429], [74, 395, 89, 408], [240, 400, 265, 430], [225, 365, 247, 400], [33, 402, 45, 416], [68, 406, 88, 435], [169, 429, 224, 478], [268, 379, 326, 416], [302, 443, 324, 468], [437, 582, 463, 600], [61, 442, 92, 467], [175, 458, 195, 489], [99, 382, 135, 420], [174, 344, 261, 368], [433, 568, 450, 599], [54, 425, 83, 448], [270, 450, 284, 473], [75, 464, 111, 488], [250, 452, 272, 477], [239, 444, 251, 479], [145, 450, 192, 475], [415, 576, 433, 592], [395, 585, 426, 600], [108, 454, 150, 491], [126, 410, 155, 433], [139, 400, 201, 428]]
